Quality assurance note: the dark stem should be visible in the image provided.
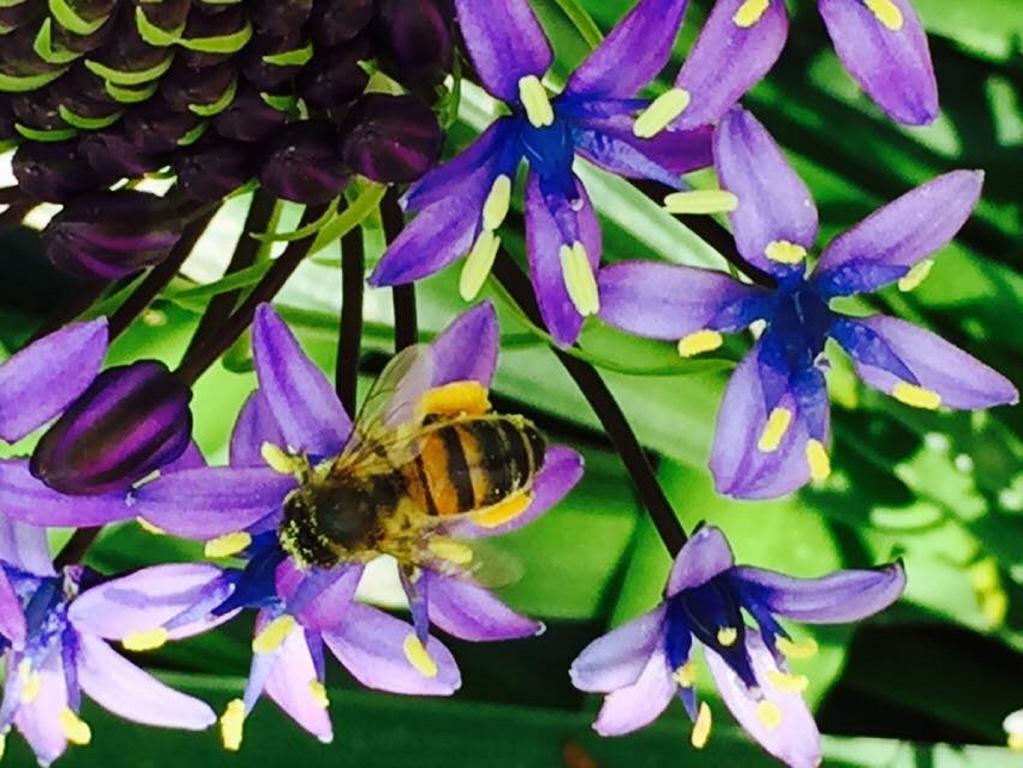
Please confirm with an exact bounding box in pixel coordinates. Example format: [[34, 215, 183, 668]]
[[28, 281, 109, 344], [0, 202, 32, 233], [336, 213, 365, 413], [492, 252, 688, 554], [175, 204, 329, 385], [187, 190, 277, 355], [381, 190, 417, 351], [0, 187, 23, 205], [54, 527, 102, 570]]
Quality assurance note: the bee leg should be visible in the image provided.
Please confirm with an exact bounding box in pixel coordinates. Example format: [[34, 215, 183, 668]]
[[416, 380, 491, 420], [471, 490, 532, 529]]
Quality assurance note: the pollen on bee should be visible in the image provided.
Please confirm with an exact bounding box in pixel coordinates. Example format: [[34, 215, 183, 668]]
[[482, 175, 512, 232], [865, 0, 904, 30], [776, 636, 819, 660], [673, 661, 697, 687], [691, 702, 712, 749], [756, 700, 784, 730], [220, 699, 246, 752], [733, 0, 770, 28], [205, 531, 252, 559], [757, 407, 793, 453], [633, 87, 691, 139], [716, 627, 738, 647], [428, 537, 474, 566], [252, 614, 297, 654], [678, 330, 724, 358], [19, 660, 41, 704], [891, 381, 942, 410], [417, 381, 491, 420], [309, 680, 330, 709], [897, 259, 934, 292], [472, 492, 531, 529], [518, 75, 554, 128], [261, 442, 302, 475], [59, 708, 92, 746], [805, 439, 831, 482], [559, 241, 600, 317], [663, 190, 739, 215], [123, 627, 169, 652], [766, 670, 810, 694], [460, 230, 501, 301], [765, 240, 807, 265], [402, 634, 439, 678]]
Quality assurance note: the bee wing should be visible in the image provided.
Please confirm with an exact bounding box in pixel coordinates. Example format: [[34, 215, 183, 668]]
[[461, 539, 524, 589]]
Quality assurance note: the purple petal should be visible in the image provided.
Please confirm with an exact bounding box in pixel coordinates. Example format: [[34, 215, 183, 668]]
[[163, 441, 206, 473], [77, 632, 217, 729], [570, 605, 667, 693], [731, 561, 905, 623], [453, 0, 552, 104], [598, 261, 768, 340], [715, 108, 818, 277], [673, 0, 788, 129], [813, 171, 983, 297], [0, 518, 54, 576], [231, 391, 287, 467], [525, 173, 601, 347], [253, 304, 352, 457], [430, 302, 499, 388], [564, 0, 689, 100], [276, 561, 363, 632], [0, 319, 108, 442], [423, 571, 542, 641], [818, 0, 938, 125], [705, 630, 821, 768], [133, 467, 294, 540], [264, 628, 333, 743], [69, 563, 234, 640], [592, 649, 676, 736], [14, 648, 69, 766], [667, 525, 736, 596], [0, 567, 26, 648], [323, 602, 461, 695], [0, 459, 133, 527], [832, 315, 1019, 409]]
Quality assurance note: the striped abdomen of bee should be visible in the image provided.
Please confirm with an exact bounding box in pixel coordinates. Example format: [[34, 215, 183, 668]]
[[399, 415, 546, 527]]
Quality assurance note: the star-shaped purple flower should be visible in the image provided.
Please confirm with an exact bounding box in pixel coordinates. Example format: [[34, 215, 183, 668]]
[[570, 525, 906, 767], [369, 0, 714, 347], [599, 107, 1018, 499], [0, 519, 216, 766]]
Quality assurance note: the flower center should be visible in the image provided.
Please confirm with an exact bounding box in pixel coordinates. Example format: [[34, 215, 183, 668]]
[[767, 279, 834, 369], [518, 116, 577, 201]]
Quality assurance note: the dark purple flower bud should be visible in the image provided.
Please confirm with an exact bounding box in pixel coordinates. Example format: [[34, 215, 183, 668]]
[[49, 70, 122, 129], [259, 120, 348, 205], [0, 1, 45, 36], [30, 361, 193, 496], [79, 130, 166, 179], [47, 9, 115, 55], [124, 96, 206, 153], [0, 97, 14, 144], [239, 31, 310, 90], [373, 0, 454, 96], [42, 191, 184, 280], [0, 26, 56, 77], [11, 140, 107, 203], [297, 36, 371, 111], [213, 84, 287, 143], [161, 60, 237, 114], [311, 0, 375, 47], [133, 0, 191, 35], [250, 0, 313, 36], [10, 89, 67, 132], [179, 6, 251, 68], [341, 94, 443, 184], [50, 0, 117, 35], [85, 13, 171, 80], [175, 137, 254, 202]]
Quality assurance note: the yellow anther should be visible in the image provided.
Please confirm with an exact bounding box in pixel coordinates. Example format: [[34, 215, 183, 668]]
[[663, 190, 739, 215], [59, 708, 92, 746], [969, 557, 1000, 594], [472, 492, 532, 529], [756, 700, 784, 730], [205, 531, 252, 559], [559, 241, 600, 317], [402, 634, 439, 678], [261, 442, 301, 475], [758, 407, 793, 453], [891, 382, 941, 410], [691, 702, 712, 749], [309, 680, 329, 709], [765, 240, 807, 265], [777, 636, 819, 660], [733, 0, 770, 28], [482, 175, 512, 232], [459, 230, 501, 301], [122, 627, 169, 652], [220, 699, 246, 752], [806, 439, 831, 482], [1009, 733, 1023, 752], [518, 75, 554, 128], [19, 660, 41, 704], [865, 0, 904, 30], [673, 661, 697, 687], [418, 381, 491, 419], [137, 517, 166, 535], [981, 591, 1008, 628], [633, 88, 691, 139], [716, 627, 738, 647], [677, 330, 724, 358], [767, 670, 810, 694], [0, 731, 5, 761], [252, 615, 297, 654], [898, 259, 933, 292], [428, 537, 474, 567]]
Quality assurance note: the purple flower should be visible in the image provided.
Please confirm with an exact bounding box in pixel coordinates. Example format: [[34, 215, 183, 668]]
[[369, 0, 713, 346], [128, 302, 584, 747], [599, 108, 1018, 499], [570, 526, 906, 767], [0, 519, 215, 766]]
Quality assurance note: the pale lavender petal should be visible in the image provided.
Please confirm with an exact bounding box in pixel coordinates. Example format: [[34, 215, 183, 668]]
[[0, 567, 26, 648], [454, 0, 552, 104], [565, 0, 689, 100], [264, 628, 333, 743], [705, 630, 821, 768], [231, 391, 286, 467], [667, 525, 736, 596], [832, 315, 1019, 409], [14, 648, 68, 766], [731, 561, 905, 623], [598, 261, 768, 340], [818, 0, 938, 125], [570, 605, 667, 693], [430, 302, 499, 388], [253, 304, 352, 457], [424, 572, 542, 641], [276, 561, 363, 632], [592, 649, 676, 736], [715, 107, 818, 277], [0, 517, 54, 576], [674, 0, 788, 129], [77, 633, 216, 729], [133, 467, 294, 540], [0, 319, 107, 442], [0, 459, 133, 527], [323, 603, 461, 695]]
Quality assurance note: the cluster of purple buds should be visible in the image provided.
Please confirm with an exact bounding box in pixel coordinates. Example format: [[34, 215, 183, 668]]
[[2, 0, 452, 280]]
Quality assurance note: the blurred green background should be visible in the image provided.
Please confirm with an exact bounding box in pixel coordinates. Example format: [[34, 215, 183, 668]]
[[1, 0, 1022, 765]]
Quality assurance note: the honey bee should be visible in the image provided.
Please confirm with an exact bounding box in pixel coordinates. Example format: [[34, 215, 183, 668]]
[[276, 343, 546, 574]]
